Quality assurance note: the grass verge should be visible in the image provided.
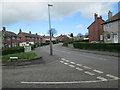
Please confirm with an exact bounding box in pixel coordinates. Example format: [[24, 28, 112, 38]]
[[2, 52, 41, 62]]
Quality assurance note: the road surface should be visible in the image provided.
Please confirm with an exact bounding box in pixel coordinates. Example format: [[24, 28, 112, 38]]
[[2, 43, 119, 88]]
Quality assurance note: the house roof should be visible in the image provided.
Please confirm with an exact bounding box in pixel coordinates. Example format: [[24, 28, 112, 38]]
[[87, 18, 105, 29], [20, 32, 40, 38], [2, 30, 20, 38], [102, 12, 120, 25]]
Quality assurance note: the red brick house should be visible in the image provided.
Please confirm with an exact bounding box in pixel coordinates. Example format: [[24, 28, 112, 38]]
[[87, 13, 105, 42], [2, 27, 21, 48], [18, 29, 42, 44]]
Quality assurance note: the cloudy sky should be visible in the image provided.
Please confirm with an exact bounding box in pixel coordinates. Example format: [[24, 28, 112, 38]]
[[0, 0, 119, 36]]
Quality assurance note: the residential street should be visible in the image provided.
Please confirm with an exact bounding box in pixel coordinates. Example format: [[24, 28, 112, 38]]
[[2, 43, 119, 88]]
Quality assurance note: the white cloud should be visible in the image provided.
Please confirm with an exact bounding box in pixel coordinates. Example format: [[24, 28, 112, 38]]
[[76, 24, 83, 29], [0, 2, 116, 27]]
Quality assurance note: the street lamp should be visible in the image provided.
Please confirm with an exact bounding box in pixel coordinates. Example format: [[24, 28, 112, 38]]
[[48, 4, 53, 55]]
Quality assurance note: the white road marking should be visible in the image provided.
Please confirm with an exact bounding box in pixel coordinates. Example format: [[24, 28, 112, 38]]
[[76, 64, 82, 67], [97, 76, 107, 81], [83, 66, 91, 69], [70, 62, 75, 64], [106, 74, 119, 80], [21, 78, 118, 84], [61, 58, 66, 61], [84, 71, 95, 76], [69, 65, 75, 68], [64, 63, 69, 65], [60, 61, 64, 63], [65, 60, 69, 62], [93, 69, 103, 74], [76, 67, 83, 71]]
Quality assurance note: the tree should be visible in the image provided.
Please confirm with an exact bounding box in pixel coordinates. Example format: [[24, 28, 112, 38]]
[[70, 33, 74, 37], [48, 28, 57, 36], [77, 33, 83, 37]]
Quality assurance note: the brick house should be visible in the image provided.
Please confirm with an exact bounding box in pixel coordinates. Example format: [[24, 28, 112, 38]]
[[87, 13, 105, 42], [1, 27, 21, 48], [56, 34, 71, 41], [102, 11, 120, 43], [18, 29, 42, 44]]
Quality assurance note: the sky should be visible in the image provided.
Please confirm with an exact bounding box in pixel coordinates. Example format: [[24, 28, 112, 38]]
[[0, 1, 119, 36]]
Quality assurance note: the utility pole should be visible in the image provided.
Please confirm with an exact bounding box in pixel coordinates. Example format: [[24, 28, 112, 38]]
[[48, 4, 53, 55]]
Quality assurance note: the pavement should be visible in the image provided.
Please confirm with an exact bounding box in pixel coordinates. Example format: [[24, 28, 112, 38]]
[[2, 43, 119, 88]]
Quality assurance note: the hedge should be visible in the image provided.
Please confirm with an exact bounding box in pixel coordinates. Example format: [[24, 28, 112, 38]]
[[2, 46, 24, 55], [73, 42, 120, 53]]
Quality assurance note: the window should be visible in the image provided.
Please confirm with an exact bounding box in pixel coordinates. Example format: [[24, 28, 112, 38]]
[[6, 37, 10, 40], [105, 23, 112, 28], [17, 37, 20, 40], [12, 36, 15, 40]]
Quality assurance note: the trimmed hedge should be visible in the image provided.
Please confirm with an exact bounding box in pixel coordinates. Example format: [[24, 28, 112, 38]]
[[73, 42, 120, 53], [2, 46, 24, 55]]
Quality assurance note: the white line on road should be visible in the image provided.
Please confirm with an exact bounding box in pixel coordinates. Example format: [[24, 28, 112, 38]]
[[65, 60, 69, 62], [76, 64, 82, 67], [69, 65, 75, 68], [64, 63, 69, 65], [21, 78, 118, 84], [61, 58, 66, 61], [83, 66, 91, 69], [93, 69, 103, 74], [106, 74, 119, 80], [76, 67, 83, 71], [60, 61, 64, 63], [84, 71, 95, 76], [70, 62, 76, 64], [97, 76, 107, 81]]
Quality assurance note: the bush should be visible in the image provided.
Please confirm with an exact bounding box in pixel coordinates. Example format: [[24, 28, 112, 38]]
[[2, 46, 24, 55], [73, 42, 120, 53], [63, 42, 68, 47]]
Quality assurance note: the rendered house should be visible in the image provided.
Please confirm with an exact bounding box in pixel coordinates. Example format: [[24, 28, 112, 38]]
[[1, 27, 21, 48], [87, 13, 105, 42], [102, 11, 120, 43]]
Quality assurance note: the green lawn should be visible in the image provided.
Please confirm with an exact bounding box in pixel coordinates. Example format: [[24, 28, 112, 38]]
[[2, 52, 39, 61]]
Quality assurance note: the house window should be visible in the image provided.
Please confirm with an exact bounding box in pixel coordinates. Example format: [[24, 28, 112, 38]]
[[106, 23, 112, 28], [6, 37, 10, 40], [17, 37, 20, 40], [12, 36, 15, 40], [100, 35, 103, 40]]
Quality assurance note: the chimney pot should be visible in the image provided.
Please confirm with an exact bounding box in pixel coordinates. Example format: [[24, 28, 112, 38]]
[[108, 10, 112, 19], [19, 29, 22, 33], [29, 31, 31, 34], [94, 13, 98, 20]]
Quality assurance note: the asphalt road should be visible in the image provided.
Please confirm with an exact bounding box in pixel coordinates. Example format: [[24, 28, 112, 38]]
[[2, 43, 119, 88]]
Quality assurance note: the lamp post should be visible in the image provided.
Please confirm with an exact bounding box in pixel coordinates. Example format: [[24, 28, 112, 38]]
[[48, 4, 53, 55]]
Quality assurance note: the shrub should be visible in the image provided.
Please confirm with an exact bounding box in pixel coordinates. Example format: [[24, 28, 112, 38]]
[[73, 42, 120, 53], [2, 46, 24, 55]]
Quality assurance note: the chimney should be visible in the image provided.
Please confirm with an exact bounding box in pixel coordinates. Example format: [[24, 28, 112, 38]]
[[108, 11, 112, 19], [19, 29, 22, 33], [29, 31, 31, 34], [2, 27, 6, 32], [94, 13, 98, 20], [36, 33, 38, 35], [100, 15, 102, 19]]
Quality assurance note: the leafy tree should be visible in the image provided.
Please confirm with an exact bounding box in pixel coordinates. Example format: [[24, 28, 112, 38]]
[[77, 33, 83, 37], [70, 33, 74, 37], [48, 28, 57, 36]]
